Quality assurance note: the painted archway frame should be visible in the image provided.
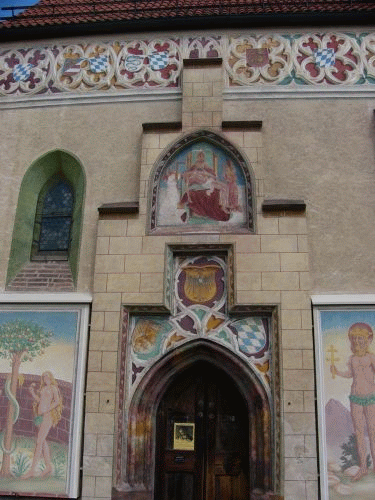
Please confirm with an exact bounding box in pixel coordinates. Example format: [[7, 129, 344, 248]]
[[148, 130, 255, 235], [113, 309, 282, 500]]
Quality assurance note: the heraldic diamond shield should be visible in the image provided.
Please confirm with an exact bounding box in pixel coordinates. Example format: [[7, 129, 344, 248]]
[[13, 63, 33, 82], [236, 318, 267, 356], [149, 51, 169, 71], [89, 55, 108, 73], [314, 48, 335, 68]]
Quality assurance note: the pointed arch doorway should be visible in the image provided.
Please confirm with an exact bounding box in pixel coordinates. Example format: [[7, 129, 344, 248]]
[[116, 339, 275, 500], [155, 361, 249, 500], [115, 249, 279, 499]]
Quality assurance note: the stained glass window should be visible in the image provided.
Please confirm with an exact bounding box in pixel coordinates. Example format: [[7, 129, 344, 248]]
[[33, 177, 74, 257]]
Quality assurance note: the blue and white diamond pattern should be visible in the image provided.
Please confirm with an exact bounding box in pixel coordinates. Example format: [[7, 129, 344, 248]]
[[236, 318, 267, 356], [13, 63, 33, 82], [314, 48, 335, 68], [89, 55, 108, 74], [149, 51, 169, 71]]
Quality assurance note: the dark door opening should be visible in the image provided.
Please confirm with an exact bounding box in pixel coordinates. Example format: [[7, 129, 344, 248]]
[[155, 362, 249, 500]]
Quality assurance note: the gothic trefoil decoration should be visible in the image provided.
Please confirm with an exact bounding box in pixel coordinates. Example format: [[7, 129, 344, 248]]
[[128, 254, 271, 400]]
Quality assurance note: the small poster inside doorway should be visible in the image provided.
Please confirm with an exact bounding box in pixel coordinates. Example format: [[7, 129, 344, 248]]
[[174, 423, 195, 451]]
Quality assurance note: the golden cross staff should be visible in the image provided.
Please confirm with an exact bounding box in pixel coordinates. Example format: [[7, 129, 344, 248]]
[[326, 345, 340, 379]]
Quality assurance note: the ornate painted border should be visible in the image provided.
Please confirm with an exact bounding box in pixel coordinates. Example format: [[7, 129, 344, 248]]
[[2, 32, 375, 106]]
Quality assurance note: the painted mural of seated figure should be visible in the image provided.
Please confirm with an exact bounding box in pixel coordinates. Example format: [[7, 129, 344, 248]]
[[331, 323, 375, 481], [23, 371, 63, 479], [179, 151, 239, 222], [183, 150, 217, 191]]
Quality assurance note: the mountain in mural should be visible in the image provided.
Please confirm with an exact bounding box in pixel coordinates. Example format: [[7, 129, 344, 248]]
[[325, 399, 355, 447]]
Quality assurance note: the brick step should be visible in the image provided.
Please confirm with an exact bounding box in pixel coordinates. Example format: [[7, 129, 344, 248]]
[[7, 260, 74, 291]]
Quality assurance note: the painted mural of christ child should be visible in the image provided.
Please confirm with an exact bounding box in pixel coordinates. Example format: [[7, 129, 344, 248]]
[[23, 371, 63, 478], [331, 323, 375, 481]]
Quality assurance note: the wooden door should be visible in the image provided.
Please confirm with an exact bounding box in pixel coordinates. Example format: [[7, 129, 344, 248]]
[[155, 362, 249, 500]]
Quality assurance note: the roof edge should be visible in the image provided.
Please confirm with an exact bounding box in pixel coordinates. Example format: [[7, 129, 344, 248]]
[[1, 10, 375, 42]]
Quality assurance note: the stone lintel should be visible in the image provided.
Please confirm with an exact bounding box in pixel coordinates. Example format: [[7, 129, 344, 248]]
[[98, 202, 139, 216], [222, 120, 262, 130], [124, 304, 170, 315], [229, 304, 276, 316], [262, 199, 306, 213], [142, 122, 182, 132], [183, 58, 223, 67]]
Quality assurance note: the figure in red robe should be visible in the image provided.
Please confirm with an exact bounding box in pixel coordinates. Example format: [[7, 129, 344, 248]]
[[179, 151, 240, 222]]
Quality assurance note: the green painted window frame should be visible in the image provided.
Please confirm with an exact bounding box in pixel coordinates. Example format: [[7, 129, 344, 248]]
[[7, 150, 85, 285]]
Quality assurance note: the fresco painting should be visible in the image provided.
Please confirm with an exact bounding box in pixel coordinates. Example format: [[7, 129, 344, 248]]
[[315, 308, 375, 500], [156, 141, 247, 228], [0, 309, 82, 497], [128, 255, 271, 403]]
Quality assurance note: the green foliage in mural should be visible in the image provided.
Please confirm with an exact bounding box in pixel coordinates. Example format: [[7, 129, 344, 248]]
[[11, 452, 31, 477], [340, 433, 371, 471], [51, 444, 67, 479], [0, 320, 52, 362]]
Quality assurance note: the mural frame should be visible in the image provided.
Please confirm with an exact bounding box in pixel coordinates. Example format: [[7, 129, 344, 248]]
[[312, 294, 375, 500], [0, 293, 91, 499], [148, 129, 256, 235]]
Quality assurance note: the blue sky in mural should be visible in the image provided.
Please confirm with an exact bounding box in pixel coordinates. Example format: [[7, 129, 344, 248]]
[[321, 309, 375, 333], [0, 0, 39, 18], [0, 310, 79, 342]]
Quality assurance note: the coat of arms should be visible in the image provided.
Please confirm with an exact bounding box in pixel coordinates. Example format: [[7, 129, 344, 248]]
[[182, 264, 221, 303]]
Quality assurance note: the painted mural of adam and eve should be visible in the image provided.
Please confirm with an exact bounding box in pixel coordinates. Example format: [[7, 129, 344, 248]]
[[157, 143, 247, 228], [0, 312, 76, 495], [324, 315, 375, 498]]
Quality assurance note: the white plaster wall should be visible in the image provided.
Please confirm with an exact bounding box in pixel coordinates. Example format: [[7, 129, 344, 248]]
[[0, 99, 180, 291], [1, 96, 374, 293], [225, 98, 375, 292]]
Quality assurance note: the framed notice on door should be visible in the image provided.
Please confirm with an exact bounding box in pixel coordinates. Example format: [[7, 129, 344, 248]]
[[174, 423, 195, 451]]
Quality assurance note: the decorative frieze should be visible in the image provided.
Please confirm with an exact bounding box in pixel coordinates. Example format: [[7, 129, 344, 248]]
[[2, 32, 375, 103]]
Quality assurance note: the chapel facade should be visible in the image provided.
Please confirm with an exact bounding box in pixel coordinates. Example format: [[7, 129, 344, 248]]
[[1, 2, 375, 500]]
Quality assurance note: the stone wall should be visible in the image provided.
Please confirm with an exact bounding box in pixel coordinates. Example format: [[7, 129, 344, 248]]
[[80, 60, 316, 500]]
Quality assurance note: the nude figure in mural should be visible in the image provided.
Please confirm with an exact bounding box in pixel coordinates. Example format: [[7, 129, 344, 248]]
[[331, 323, 375, 481], [23, 371, 63, 478]]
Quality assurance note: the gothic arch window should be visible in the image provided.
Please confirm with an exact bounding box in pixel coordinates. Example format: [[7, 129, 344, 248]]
[[7, 150, 85, 288], [149, 130, 255, 234], [32, 175, 74, 259]]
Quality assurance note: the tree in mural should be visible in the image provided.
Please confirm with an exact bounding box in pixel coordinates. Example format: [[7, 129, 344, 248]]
[[0, 320, 53, 477]]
